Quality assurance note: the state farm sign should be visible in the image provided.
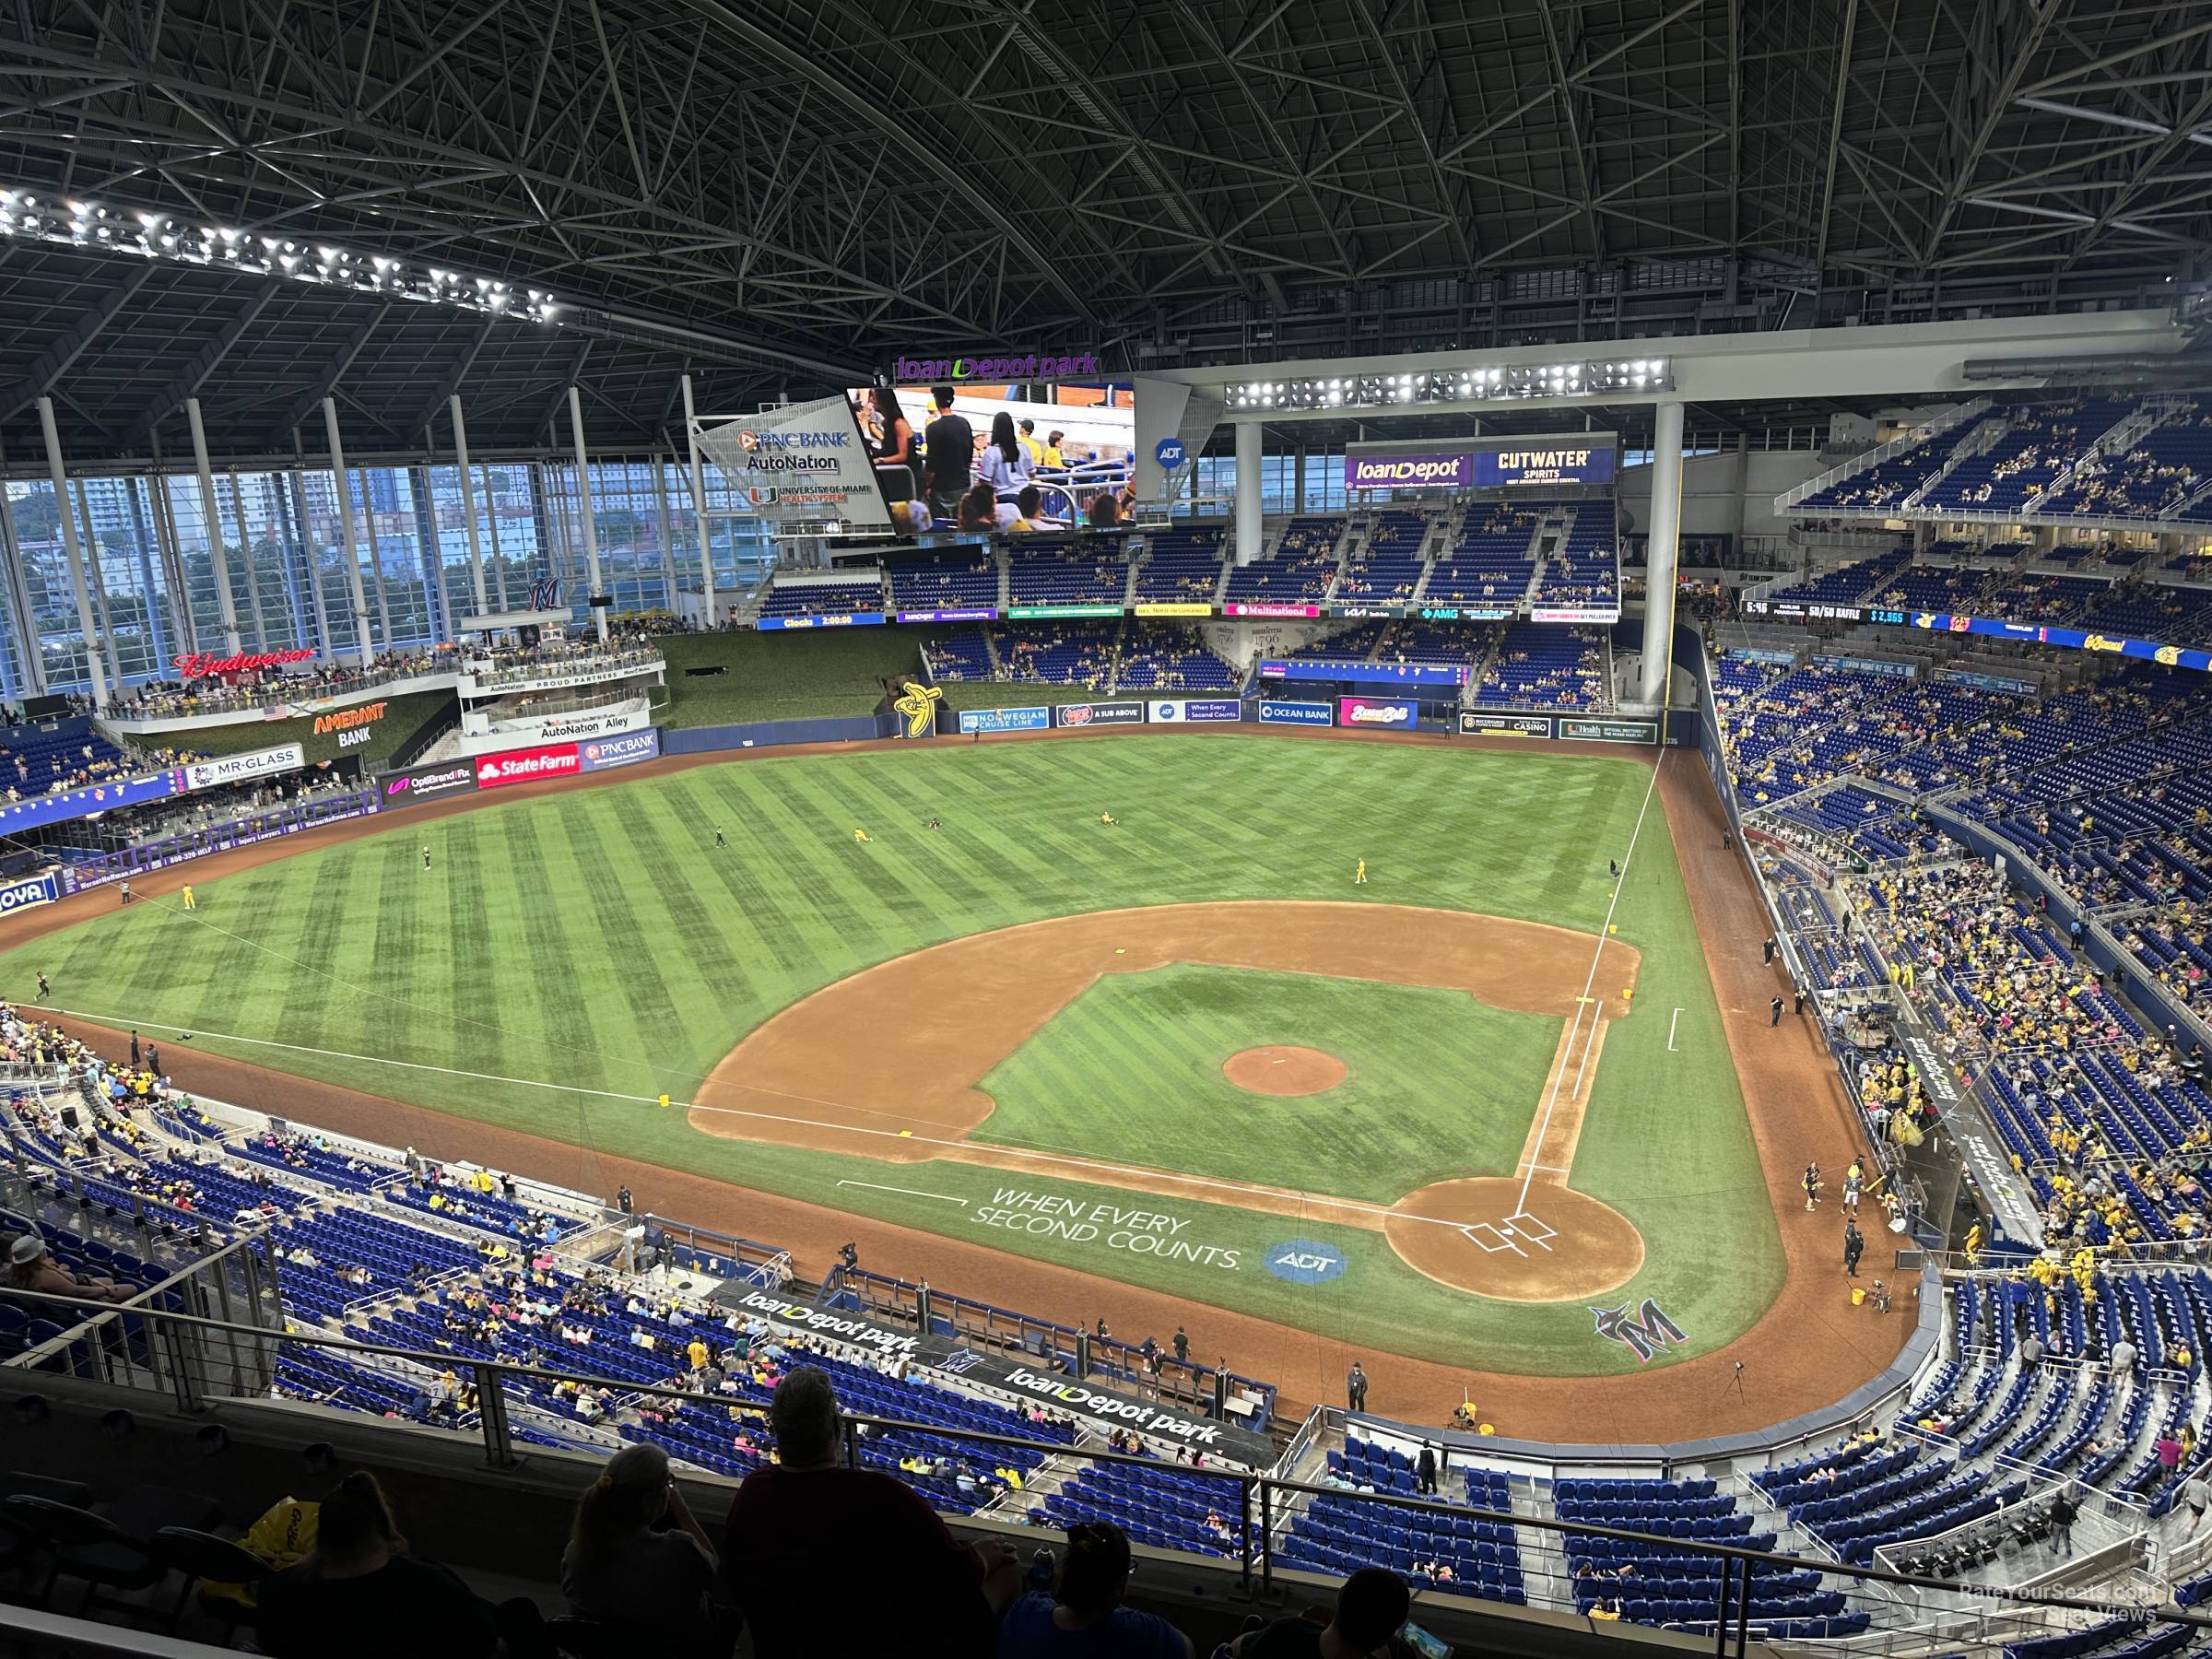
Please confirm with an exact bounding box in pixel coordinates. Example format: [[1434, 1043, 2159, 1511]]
[[474, 743, 581, 790]]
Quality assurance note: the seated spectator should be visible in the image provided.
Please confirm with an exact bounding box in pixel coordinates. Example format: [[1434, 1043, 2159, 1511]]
[[562, 1442, 730, 1658], [1228, 1567, 1412, 1657], [1000, 1521, 1193, 1658], [6, 1232, 130, 1302], [720, 1367, 1019, 1657], [255, 1471, 499, 1659]]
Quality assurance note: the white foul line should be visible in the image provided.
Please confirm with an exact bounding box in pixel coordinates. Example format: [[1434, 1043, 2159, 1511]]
[[835, 1179, 970, 1205], [1510, 752, 1665, 1218], [1667, 1006, 1683, 1052]]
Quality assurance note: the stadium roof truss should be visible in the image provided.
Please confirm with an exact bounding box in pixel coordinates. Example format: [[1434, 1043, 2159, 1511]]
[[0, 0, 2209, 463]]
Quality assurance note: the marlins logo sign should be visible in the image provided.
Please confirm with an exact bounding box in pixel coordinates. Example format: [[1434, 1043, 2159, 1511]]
[[892, 680, 943, 738], [1592, 1299, 1686, 1364]]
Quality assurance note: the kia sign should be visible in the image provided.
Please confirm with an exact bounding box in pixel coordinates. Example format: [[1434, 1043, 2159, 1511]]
[[1053, 701, 1145, 728], [1338, 697, 1418, 730], [1147, 699, 1241, 724], [179, 743, 305, 793], [1154, 438, 1187, 469], [0, 873, 58, 914], [1257, 700, 1334, 727], [381, 764, 478, 804], [580, 730, 661, 771], [476, 743, 582, 789]]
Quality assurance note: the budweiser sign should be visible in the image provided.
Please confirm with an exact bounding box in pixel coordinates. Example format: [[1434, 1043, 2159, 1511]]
[[174, 648, 316, 679]]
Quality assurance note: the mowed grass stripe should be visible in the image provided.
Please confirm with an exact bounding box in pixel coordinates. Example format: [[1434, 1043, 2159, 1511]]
[[496, 807, 613, 1092], [549, 794, 695, 1087]]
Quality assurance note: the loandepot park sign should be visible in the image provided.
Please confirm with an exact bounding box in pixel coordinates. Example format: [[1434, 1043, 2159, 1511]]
[[891, 350, 1102, 382], [1345, 433, 1618, 491]]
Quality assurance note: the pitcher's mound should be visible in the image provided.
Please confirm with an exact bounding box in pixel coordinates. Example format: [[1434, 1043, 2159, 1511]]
[[1385, 1177, 1644, 1303], [1223, 1046, 1347, 1097]]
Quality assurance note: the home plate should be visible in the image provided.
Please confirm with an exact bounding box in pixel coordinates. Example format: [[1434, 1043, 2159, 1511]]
[[1459, 1221, 1526, 1256]]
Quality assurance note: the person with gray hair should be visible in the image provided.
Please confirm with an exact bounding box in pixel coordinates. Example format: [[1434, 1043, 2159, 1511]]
[[562, 1441, 729, 1657], [720, 1367, 1020, 1657]]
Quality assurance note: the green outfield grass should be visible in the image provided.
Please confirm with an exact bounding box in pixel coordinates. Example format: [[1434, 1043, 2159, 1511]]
[[657, 629, 918, 725], [974, 964, 1551, 1203], [0, 735, 1780, 1374]]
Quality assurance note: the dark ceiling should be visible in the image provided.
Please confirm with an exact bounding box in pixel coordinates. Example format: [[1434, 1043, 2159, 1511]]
[[0, 0, 2207, 464]]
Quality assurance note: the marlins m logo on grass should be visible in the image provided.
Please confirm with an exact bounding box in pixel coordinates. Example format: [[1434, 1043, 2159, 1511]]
[[1592, 1298, 1687, 1364], [892, 680, 943, 738]]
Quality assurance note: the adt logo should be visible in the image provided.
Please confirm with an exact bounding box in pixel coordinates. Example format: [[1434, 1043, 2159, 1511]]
[[1154, 437, 1186, 469], [1266, 1240, 1347, 1284]]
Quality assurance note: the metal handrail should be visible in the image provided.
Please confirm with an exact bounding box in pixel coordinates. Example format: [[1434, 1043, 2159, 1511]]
[[6, 1283, 2210, 1653]]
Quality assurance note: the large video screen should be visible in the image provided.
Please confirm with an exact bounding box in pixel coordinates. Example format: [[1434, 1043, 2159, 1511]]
[[849, 381, 1135, 535]]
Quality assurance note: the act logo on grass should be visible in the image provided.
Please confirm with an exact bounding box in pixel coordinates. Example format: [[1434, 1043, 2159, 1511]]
[[1266, 1240, 1347, 1284]]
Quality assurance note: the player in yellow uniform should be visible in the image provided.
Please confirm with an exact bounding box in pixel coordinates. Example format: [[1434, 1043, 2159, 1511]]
[[181, 885, 196, 912], [1099, 812, 1117, 826], [853, 829, 872, 843], [1354, 859, 1367, 885]]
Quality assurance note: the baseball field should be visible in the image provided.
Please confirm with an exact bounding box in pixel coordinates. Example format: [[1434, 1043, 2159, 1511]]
[[0, 732, 1786, 1381]]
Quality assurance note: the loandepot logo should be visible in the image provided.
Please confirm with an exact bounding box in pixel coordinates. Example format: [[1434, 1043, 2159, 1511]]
[[1266, 1240, 1347, 1284]]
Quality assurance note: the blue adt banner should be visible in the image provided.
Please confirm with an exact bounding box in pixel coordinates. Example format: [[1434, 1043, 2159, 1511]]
[[1257, 701, 1334, 727], [959, 706, 1050, 734]]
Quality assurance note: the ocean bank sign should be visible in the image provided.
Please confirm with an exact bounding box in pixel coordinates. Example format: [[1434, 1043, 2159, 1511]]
[[1258, 700, 1334, 727]]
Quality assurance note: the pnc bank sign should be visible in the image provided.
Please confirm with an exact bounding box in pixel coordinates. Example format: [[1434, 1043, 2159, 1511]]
[[891, 350, 1102, 383]]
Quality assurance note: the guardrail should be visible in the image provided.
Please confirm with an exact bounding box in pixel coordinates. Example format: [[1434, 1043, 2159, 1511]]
[[6, 1286, 2210, 1659]]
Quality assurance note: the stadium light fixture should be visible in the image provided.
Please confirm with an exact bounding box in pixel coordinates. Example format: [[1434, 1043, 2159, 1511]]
[[0, 188, 558, 324], [1222, 356, 1674, 411]]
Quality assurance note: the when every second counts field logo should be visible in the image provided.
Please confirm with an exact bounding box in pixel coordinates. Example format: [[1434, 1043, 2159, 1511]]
[[1265, 1239, 1348, 1283]]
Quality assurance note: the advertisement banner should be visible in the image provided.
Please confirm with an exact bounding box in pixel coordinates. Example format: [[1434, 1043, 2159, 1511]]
[[1346, 452, 1475, 491], [1478, 444, 1615, 488], [1461, 712, 1555, 738], [459, 661, 654, 696], [1225, 603, 1322, 618], [0, 872, 58, 915], [580, 729, 662, 772], [1559, 718, 1659, 744], [895, 607, 999, 624], [693, 394, 893, 532], [1132, 602, 1213, 618], [1257, 700, 1334, 727], [1259, 660, 1467, 688], [1338, 696, 1419, 731], [1935, 668, 2037, 696], [484, 700, 651, 747], [958, 706, 1051, 735], [1730, 647, 1799, 665], [180, 744, 306, 792], [380, 763, 479, 806], [890, 350, 1103, 383], [174, 647, 316, 680], [1331, 605, 1405, 619], [476, 743, 582, 789], [1147, 699, 1241, 724], [1530, 606, 1622, 624], [0, 771, 177, 837], [721, 1289, 1275, 1465], [754, 613, 888, 631], [1008, 605, 1123, 619], [1053, 701, 1145, 728], [1904, 612, 2212, 675], [1814, 654, 1916, 678]]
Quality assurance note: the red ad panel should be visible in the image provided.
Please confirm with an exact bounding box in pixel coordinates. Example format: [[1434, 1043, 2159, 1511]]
[[475, 742, 581, 789]]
